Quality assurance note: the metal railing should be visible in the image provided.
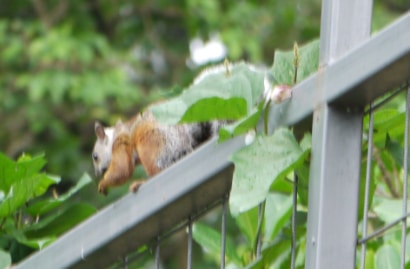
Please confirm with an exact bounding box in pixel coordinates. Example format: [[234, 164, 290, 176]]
[[14, 1, 410, 268]]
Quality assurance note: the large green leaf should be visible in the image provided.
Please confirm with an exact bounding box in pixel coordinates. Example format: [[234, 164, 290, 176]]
[[357, 158, 377, 222], [24, 203, 96, 242], [26, 173, 93, 216], [235, 206, 259, 248], [264, 193, 293, 241], [295, 163, 310, 206], [373, 197, 409, 224], [365, 249, 375, 269], [385, 134, 410, 171], [375, 244, 400, 269], [13, 236, 56, 251], [245, 238, 292, 269], [269, 39, 319, 85], [0, 153, 48, 192], [150, 62, 265, 124], [192, 222, 241, 265], [219, 103, 263, 142], [364, 109, 406, 146], [0, 174, 59, 218], [229, 128, 309, 216]]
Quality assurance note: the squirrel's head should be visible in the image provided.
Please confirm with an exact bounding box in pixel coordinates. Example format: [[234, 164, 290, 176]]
[[92, 121, 115, 177]]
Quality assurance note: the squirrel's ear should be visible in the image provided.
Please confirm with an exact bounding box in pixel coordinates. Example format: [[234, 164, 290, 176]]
[[114, 119, 124, 132], [95, 121, 106, 140], [115, 119, 123, 127]]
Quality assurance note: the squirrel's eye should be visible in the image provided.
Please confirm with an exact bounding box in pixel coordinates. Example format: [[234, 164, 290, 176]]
[[92, 152, 99, 161]]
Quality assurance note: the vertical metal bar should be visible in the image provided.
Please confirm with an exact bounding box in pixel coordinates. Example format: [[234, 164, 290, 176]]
[[401, 85, 410, 269], [256, 202, 264, 258], [123, 256, 128, 269], [318, 1, 373, 65], [305, 1, 372, 268], [306, 106, 363, 269], [221, 196, 227, 269], [155, 237, 160, 269], [291, 173, 298, 269], [360, 104, 374, 269], [187, 218, 193, 269]]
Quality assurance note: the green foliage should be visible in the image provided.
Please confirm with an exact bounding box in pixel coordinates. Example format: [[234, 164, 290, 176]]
[[375, 245, 400, 269], [192, 222, 241, 265], [168, 39, 317, 268], [264, 193, 293, 241], [269, 39, 320, 85], [151, 63, 265, 124], [245, 239, 292, 269], [0, 153, 94, 264], [229, 129, 310, 216], [0, 153, 58, 218]]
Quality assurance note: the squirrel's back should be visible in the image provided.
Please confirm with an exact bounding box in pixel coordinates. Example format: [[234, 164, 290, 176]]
[[134, 110, 223, 171]]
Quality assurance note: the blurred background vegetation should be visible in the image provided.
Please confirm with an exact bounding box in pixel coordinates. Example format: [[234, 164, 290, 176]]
[[0, 0, 408, 267], [0, 0, 407, 205]]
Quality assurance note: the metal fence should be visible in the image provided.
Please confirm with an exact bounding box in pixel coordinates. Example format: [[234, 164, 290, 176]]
[[358, 84, 410, 269], [14, 0, 410, 268]]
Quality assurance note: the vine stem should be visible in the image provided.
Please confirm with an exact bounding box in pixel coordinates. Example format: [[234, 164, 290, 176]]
[[290, 42, 299, 269], [256, 42, 299, 263], [255, 101, 271, 258]]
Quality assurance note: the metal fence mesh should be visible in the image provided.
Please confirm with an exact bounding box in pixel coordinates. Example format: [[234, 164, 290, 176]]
[[359, 83, 410, 269]]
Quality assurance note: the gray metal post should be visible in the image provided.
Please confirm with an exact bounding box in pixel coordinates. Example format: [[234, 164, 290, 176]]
[[305, 0, 373, 269]]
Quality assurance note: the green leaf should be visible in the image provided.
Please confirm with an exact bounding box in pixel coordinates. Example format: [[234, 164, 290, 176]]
[[0, 250, 11, 269], [295, 163, 310, 206], [150, 62, 265, 125], [183, 97, 248, 122], [296, 40, 320, 83], [219, 105, 262, 142], [385, 134, 410, 171], [15, 236, 56, 251], [264, 193, 293, 241], [358, 157, 376, 221], [245, 238, 292, 269], [229, 128, 309, 216], [269, 175, 293, 194], [373, 197, 409, 224], [300, 132, 312, 152], [375, 244, 400, 269], [0, 153, 48, 192], [235, 207, 259, 247], [26, 173, 93, 216], [24, 203, 96, 242], [0, 173, 59, 218], [270, 39, 319, 85], [366, 109, 406, 144], [192, 222, 241, 265], [365, 249, 375, 269]]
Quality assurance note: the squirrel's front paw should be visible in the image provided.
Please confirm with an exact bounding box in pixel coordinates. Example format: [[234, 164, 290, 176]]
[[98, 181, 108, 196], [129, 180, 146, 193]]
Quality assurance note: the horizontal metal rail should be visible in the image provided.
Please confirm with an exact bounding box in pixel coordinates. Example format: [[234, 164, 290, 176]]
[[15, 12, 410, 269], [266, 12, 410, 133]]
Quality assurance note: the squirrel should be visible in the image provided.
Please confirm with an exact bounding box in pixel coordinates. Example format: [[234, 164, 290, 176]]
[[92, 109, 223, 195], [91, 63, 283, 195]]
